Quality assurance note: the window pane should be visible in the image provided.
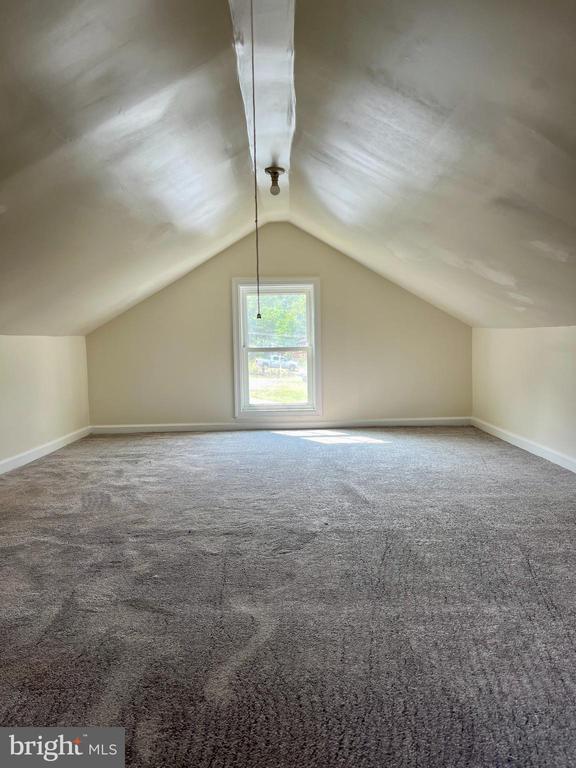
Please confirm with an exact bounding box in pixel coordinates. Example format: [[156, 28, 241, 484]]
[[248, 350, 309, 406], [246, 292, 308, 348]]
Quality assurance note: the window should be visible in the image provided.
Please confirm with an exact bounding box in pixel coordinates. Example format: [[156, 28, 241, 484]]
[[233, 279, 321, 417]]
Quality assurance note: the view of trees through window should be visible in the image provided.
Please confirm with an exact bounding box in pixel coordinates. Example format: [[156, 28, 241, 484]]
[[246, 293, 308, 347]]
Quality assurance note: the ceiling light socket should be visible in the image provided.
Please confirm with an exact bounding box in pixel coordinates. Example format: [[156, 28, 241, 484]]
[[265, 166, 285, 196]]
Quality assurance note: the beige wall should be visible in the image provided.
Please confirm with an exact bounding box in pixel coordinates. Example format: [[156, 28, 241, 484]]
[[0, 336, 89, 463], [473, 327, 576, 463], [87, 223, 471, 426]]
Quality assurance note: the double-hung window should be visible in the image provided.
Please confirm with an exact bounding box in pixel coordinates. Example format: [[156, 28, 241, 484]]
[[233, 279, 321, 417]]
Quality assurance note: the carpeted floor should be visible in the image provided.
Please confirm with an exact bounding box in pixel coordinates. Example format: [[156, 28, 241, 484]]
[[1, 427, 576, 767]]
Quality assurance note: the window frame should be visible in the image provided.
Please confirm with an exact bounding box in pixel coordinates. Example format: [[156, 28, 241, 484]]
[[232, 278, 322, 419]]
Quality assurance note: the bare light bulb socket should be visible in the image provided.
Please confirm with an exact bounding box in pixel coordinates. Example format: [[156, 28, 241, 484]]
[[265, 166, 285, 196]]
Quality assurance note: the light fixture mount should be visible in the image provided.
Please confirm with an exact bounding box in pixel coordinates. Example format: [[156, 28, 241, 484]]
[[265, 165, 285, 196]]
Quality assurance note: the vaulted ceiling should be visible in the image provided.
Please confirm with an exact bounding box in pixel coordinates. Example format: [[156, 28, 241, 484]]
[[0, 0, 575, 334]]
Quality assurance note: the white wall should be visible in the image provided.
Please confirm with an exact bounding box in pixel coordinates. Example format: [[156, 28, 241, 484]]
[[0, 336, 89, 467], [87, 223, 471, 426], [473, 327, 576, 469]]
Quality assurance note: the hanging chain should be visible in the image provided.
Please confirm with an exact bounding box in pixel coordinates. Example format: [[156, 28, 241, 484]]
[[250, 0, 261, 319]]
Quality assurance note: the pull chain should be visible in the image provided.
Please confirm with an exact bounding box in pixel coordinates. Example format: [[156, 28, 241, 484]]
[[250, 0, 261, 319]]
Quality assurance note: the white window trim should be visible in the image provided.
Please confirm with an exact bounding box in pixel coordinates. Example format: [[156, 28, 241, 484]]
[[232, 277, 322, 420]]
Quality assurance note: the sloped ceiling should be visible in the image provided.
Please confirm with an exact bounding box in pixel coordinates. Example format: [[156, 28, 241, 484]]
[[291, 0, 576, 327], [0, 0, 575, 334], [0, 0, 254, 334]]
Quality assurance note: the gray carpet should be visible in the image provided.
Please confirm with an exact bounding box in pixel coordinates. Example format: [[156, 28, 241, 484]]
[[1, 427, 576, 767]]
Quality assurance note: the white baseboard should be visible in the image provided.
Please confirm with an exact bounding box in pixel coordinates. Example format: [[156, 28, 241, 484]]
[[0, 427, 91, 477], [3, 420, 573, 477], [471, 418, 576, 474], [90, 417, 471, 434]]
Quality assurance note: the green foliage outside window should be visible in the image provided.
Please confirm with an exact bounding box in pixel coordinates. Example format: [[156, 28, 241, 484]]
[[246, 293, 307, 347]]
